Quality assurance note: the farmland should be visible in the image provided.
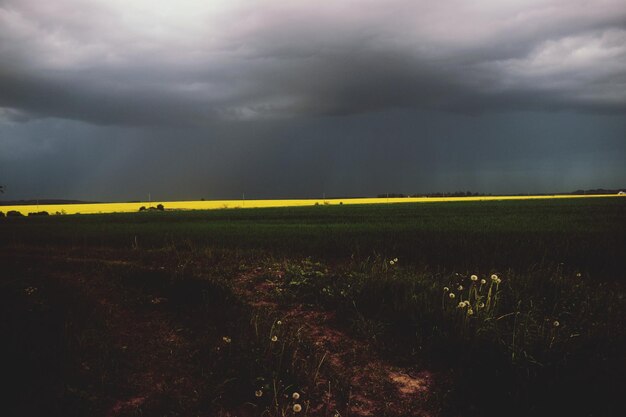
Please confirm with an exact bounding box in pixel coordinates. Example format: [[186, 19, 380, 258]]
[[1, 197, 625, 417], [2, 193, 620, 216]]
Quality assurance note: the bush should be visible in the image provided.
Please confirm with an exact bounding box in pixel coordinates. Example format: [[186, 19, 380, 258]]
[[139, 206, 147, 211], [28, 211, 49, 216], [156, 204, 164, 211], [6, 210, 23, 217]]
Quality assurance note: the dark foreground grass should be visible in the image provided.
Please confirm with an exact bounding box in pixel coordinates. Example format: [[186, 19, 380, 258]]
[[0, 253, 333, 416], [273, 257, 624, 416], [1, 197, 625, 416]]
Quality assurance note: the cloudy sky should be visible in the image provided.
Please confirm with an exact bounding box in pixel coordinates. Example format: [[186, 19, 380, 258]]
[[1, 0, 625, 201]]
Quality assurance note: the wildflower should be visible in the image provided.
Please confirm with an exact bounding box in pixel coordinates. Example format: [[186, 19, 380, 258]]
[[293, 404, 302, 413], [24, 286, 37, 295], [458, 301, 465, 308], [222, 336, 231, 343], [553, 320, 560, 327], [457, 285, 463, 291], [443, 287, 449, 292], [389, 260, 395, 265], [393, 258, 398, 262], [478, 302, 485, 308], [271, 335, 278, 342], [277, 320, 282, 325], [491, 274, 499, 282], [467, 308, 474, 316], [292, 392, 300, 400], [449, 292, 456, 299], [255, 390, 263, 397], [470, 275, 478, 281], [480, 279, 487, 285]]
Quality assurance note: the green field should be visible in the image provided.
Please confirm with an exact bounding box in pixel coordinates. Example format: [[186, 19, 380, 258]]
[[2, 198, 625, 416]]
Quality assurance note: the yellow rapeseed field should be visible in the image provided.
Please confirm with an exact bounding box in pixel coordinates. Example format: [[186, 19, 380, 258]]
[[0, 194, 621, 216]]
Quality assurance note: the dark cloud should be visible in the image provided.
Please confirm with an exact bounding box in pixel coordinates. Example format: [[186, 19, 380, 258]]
[[1, 1, 625, 200], [1, 0, 625, 127], [1, 110, 624, 200]]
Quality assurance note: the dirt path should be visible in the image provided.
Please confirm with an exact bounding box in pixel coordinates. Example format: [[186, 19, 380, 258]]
[[3, 247, 439, 416], [232, 268, 437, 417]]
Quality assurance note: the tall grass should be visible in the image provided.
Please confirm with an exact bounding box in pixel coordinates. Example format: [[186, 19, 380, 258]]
[[273, 256, 624, 416]]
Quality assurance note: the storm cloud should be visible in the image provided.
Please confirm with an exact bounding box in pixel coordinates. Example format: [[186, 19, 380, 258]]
[[1, 1, 625, 200], [1, 0, 625, 126]]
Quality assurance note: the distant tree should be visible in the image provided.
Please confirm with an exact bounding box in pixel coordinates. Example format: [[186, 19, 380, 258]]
[[156, 204, 164, 211]]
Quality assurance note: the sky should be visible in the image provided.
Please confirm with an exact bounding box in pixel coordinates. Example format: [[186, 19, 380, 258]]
[[1, 0, 625, 201]]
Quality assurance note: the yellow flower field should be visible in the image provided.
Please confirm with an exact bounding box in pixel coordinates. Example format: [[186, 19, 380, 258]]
[[0, 194, 621, 216]]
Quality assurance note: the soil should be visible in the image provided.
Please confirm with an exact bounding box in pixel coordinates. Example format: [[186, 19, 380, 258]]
[[2, 247, 440, 416]]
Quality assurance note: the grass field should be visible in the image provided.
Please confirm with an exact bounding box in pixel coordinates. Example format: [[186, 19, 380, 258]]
[[1, 197, 625, 417]]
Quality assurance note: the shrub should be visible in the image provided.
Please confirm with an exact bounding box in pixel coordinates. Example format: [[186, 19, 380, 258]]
[[156, 204, 165, 211], [28, 211, 49, 216], [139, 206, 147, 211], [6, 210, 23, 217]]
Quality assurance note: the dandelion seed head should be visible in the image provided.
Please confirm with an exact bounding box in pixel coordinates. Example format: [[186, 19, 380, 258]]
[[393, 258, 398, 262], [293, 403, 302, 413], [292, 392, 300, 400], [271, 335, 278, 342], [389, 260, 395, 265], [457, 285, 463, 291], [467, 308, 474, 316], [222, 336, 231, 343], [277, 320, 282, 325], [449, 292, 456, 299], [553, 320, 560, 327], [480, 279, 487, 285], [443, 287, 449, 292], [478, 302, 485, 308], [470, 275, 478, 281], [491, 274, 499, 282], [255, 390, 263, 397]]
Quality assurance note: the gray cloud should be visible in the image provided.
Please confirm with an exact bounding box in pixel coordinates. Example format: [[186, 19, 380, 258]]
[[1, 0, 625, 127], [1, 110, 624, 200]]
